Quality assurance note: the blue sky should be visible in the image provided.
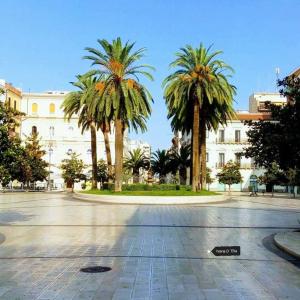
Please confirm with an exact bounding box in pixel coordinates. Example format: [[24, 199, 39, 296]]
[[0, 0, 299, 150]]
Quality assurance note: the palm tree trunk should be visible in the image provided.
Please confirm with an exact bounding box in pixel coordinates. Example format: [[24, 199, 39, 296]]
[[133, 169, 139, 183], [114, 118, 124, 192], [190, 130, 193, 185], [200, 113, 207, 190], [192, 100, 200, 192], [90, 122, 97, 189], [103, 128, 113, 183]]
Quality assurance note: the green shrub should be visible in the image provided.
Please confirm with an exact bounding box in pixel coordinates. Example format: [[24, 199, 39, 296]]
[[100, 183, 197, 191]]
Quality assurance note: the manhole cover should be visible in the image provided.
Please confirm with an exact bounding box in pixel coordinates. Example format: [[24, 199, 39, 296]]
[[80, 266, 112, 273]]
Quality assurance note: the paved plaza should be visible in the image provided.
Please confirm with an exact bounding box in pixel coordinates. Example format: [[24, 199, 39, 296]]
[[0, 193, 299, 300]]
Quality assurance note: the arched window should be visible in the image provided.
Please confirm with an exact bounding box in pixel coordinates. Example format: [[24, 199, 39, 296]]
[[32, 103, 38, 114], [49, 103, 55, 114], [32, 126, 37, 135]]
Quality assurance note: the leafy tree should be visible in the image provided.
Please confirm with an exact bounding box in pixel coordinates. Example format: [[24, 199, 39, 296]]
[[0, 165, 11, 188], [124, 148, 150, 183], [205, 167, 214, 190], [244, 75, 300, 190], [24, 132, 48, 185], [62, 74, 99, 189], [96, 159, 109, 186], [0, 102, 27, 186], [217, 160, 242, 193], [168, 143, 191, 185], [164, 44, 235, 191], [60, 152, 86, 192], [84, 37, 154, 192], [151, 149, 171, 183], [258, 162, 286, 196]]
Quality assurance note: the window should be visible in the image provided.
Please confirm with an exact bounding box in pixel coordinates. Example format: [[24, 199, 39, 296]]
[[235, 130, 241, 143], [206, 152, 209, 162], [8, 97, 11, 107], [219, 153, 225, 167], [32, 126, 37, 135], [14, 100, 17, 110], [49, 103, 55, 114], [32, 103, 38, 114], [235, 153, 241, 166], [219, 129, 225, 142]]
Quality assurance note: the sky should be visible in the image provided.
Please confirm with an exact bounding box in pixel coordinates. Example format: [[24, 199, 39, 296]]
[[0, 0, 299, 150]]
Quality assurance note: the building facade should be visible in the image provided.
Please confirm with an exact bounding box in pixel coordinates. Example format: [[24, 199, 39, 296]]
[[19, 91, 121, 189]]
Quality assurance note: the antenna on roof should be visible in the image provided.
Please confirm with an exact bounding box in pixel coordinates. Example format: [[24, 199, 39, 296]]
[[275, 67, 280, 91]]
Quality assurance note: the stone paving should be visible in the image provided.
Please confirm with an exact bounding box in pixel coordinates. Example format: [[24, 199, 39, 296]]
[[0, 192, 299, 299]]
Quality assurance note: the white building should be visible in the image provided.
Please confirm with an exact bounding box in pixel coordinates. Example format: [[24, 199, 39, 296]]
[[183, 92, 287, 191], [20, 91, 119, 189]]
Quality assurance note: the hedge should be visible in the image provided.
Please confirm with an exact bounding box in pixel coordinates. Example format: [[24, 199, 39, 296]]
[[102, 183, 182, 191]]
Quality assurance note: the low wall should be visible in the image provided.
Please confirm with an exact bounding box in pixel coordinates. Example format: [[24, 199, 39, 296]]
[[73, 192, 228, 205]]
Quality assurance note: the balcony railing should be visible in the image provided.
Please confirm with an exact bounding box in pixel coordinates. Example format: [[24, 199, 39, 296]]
[[216, 138, 249, 144], [216, 162, 256, 169]]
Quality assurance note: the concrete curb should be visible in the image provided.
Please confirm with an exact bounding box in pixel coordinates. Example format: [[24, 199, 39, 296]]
[[274, 231, 300, 258], [73, 192, 228, 205]]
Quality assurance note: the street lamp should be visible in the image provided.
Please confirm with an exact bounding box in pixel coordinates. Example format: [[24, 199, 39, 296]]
[[48, 147, 53, 191]]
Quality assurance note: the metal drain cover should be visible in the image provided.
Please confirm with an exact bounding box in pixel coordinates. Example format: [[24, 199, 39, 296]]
[[80, 266, 112, 273]]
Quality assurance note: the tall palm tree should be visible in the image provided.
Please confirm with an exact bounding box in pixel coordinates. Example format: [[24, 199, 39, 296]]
[[61, 75, 99, 189], [164, 44, 236, 191], [151, 149, 171, 183], [84, 38, 154, 192], [124, 148, 150, 183]]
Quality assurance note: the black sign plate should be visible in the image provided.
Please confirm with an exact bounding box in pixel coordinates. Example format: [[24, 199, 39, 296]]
[[211, 246, 240, 256]]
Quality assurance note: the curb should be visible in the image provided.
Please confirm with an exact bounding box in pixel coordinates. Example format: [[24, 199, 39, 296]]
[[73, 192, 228, 205], [274, 231, 300, 259]]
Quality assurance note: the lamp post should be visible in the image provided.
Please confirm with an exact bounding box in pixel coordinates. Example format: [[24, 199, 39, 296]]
[[48, 147, 53, 191], [48, 126, 54, 191]]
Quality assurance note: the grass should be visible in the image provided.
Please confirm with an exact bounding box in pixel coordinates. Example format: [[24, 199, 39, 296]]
[[82, 189, 219, 196]]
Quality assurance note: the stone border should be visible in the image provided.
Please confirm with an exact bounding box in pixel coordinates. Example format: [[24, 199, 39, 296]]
[[73, 192, 228, 205], [274, 231, 300, 258]]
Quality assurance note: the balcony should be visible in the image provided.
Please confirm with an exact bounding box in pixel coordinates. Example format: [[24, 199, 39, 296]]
[[216, 138, 249, 144], [216, 162, 256, 169]]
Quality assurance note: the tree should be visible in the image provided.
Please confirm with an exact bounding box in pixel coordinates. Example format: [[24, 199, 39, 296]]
[[244, 75, 300, 182], [84, 37, 154, 192], [96, 159, 109, 187], [205, 167, 214, 190], [24, 132, 48, 186], [168, 143, 191, 185], [0, 165, 11, 188], [62, 74, 99, 189], [258, 162, 286, 196], [217, 161, 242, 193], [0, 102, 27, 186], [124, 148, 150, 183], [151, 149, 171, 183], [60, 152, 86, 192], [164, 44, 236, 191]]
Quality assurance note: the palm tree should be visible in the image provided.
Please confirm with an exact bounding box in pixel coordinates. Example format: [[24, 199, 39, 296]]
[[61, 74, 99, 189], [164, 44, 236, 191], [84, 38, 154, 192], [124, 148, 150, 183], [169, 143, 191, 185], [151, 149, 171, 183]]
